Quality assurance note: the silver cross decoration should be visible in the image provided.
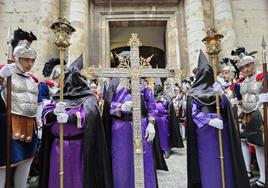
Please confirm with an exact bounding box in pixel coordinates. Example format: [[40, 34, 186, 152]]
[[81, 33, 178, 188]]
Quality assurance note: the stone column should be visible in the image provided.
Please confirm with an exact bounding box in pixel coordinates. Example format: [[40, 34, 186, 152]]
[[34, 0, 60, 76], [60, 0, 70, 18], [67, 0, 89, 67], [166, 15, 180, 69], [212, 0, 237, 58], [184, 0, 207, 73]]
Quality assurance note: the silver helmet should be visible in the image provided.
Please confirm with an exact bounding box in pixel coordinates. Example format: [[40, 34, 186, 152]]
[[11, 28, 37, 63], [237, 55, 256, 68], [231, 47, 257, 69]]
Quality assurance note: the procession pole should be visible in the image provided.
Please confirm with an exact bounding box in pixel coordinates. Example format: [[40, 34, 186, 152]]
[[5, 26, 13, 188], [51, 17, 75, 188], [202, 28, 226, 188], [59, 47, 65, 188], [261, 36, 268, 184]]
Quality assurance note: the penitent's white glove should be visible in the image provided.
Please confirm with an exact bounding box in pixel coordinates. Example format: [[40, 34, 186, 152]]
[[57, 113, 69, 124], [259, 93, 268, 103], [145, 123, 155, 142], [121, 101, 133, 112], [208, 118, 223, 130], [53, 102, 67, 115], [0, 64, 17, 79], [213, 82, 224, 95]]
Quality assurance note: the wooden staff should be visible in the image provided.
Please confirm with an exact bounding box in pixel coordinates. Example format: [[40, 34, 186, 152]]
[[261, 36, 268, 184], [231, 74, 239, 130], [59, 47, 64, 188], [51, 18, 75, 188], [202, 28, 225, 188], [5, 26, 13, 188]]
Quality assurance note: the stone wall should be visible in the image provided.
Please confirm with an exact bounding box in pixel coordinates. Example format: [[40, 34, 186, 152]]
[[67, 0, 89, 67], [177, 0, 190, 77], [184, 0, 206, 73], [231, 0, 268, 68], [0, 0, 60, 76]]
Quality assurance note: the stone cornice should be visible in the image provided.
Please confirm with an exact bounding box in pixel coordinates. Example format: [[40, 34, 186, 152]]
[[93, 0, 180, 6]]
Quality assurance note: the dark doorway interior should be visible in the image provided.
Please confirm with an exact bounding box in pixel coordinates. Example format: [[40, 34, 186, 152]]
[[110, 46, 165, 68], [109, 20, 166, 68]]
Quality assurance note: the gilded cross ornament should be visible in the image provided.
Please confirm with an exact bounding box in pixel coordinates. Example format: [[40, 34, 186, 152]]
[[81, 33, 175, 188]]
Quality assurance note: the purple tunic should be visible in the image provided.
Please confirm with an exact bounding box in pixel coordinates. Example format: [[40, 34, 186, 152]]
[[155, 99, 170, 151], [110, 85, 157, 188], [42, 103, 85, 188], [192, 97, 234, 188]]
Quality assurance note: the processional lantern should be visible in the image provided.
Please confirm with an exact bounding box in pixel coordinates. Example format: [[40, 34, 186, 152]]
[[51, 17, 75, 188], [202, 28, 226, 188]]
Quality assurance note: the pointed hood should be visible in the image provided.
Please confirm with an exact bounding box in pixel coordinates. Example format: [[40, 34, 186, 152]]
[[154, 84, 164, 100], [68, 54, 83, 71], [53, 54, 92, 104], [154, 65, 163, 98], [187, 50, 216, 103]]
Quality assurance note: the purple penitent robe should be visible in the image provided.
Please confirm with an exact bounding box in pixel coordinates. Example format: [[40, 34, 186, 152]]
[[192, 97, 234, 188], [155, 98, 170, 151], [110, 83, 157, 188], [42, 103, 85, 188]]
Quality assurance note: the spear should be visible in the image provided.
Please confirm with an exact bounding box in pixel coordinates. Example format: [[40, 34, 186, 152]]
[[5, 26, 13, 188], [51, 17, 75, 188], [202, 28, 225, 188], [261, 36, 268, 184]]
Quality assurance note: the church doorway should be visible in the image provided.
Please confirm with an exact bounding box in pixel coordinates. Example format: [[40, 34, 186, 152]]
[[109, 20, 166, 68]]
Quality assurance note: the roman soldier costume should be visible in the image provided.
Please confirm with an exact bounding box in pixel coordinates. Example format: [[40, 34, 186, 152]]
[[0, 28, 39, 188]]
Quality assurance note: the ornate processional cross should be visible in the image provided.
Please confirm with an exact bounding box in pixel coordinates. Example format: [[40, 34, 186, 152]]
[[81, 33, 177, 188]]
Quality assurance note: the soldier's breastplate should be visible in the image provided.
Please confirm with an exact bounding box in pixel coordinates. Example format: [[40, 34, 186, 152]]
[[11, 74, 38, 117], [240, 75, 262, 113]]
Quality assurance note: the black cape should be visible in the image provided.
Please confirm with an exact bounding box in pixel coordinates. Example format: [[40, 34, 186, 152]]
[[38, 97, 112, 188], [102, 78, 168, 174], [167, 100, 184, 149], [186, 50, 250, 188], [186, 96, 250, 188], [38, 64, 112, 188]]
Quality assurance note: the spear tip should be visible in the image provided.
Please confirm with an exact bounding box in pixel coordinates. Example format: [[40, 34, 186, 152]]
[[261, 35, 267, 50], [7, 26, 12, 44], [6, 26, 13, 60]]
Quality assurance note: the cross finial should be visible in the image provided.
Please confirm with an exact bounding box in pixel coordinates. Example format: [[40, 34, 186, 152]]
[[127, 33, 142, 48]]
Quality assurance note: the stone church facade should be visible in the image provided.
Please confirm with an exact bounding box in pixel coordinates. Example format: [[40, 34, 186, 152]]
[[0, 0, 267, 77]]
